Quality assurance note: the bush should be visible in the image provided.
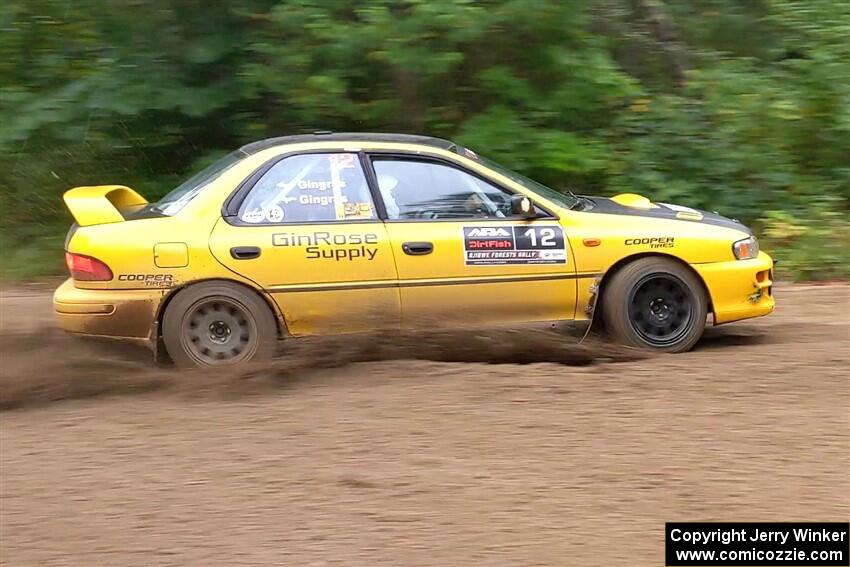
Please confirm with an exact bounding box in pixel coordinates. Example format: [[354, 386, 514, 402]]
[[758, 206, 850, 281], [0, 0, 847, 281]]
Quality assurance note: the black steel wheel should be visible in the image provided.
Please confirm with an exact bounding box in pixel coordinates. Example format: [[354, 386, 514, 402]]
[[602, 257, 707, 352], [163, 282, 277, 367], [627, 274, 694, 347]]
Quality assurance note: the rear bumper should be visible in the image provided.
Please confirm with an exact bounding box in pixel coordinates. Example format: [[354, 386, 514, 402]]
[[53, 278, 164, 341], [692, 251, 776, 325]]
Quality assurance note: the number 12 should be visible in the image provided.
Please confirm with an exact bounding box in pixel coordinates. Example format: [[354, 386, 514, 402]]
[[524, 228, 556, 247]]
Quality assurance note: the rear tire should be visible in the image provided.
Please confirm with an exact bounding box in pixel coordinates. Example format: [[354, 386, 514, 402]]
[[162, 282, 277, 367], [602, 257, 707, 353]]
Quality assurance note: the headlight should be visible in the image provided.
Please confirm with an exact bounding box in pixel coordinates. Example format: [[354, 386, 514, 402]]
[[732, 235, 759, 260]]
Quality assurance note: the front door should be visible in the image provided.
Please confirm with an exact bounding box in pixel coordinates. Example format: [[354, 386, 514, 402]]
[[209, 152, 400, 335], [369, 155, 577, 326]]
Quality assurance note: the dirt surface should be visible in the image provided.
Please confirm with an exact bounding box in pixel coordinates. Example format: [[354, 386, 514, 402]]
[[1, 284, 848, 566]]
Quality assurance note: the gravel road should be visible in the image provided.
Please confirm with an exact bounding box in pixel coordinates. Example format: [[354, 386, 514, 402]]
[[1, 283, 848, 566]]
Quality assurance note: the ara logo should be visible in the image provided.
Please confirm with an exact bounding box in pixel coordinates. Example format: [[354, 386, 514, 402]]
[[467, 227, 511, 238]]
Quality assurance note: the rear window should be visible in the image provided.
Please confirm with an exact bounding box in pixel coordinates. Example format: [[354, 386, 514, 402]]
[[155, 150, 248, 215], [125, 150, 248, 219]]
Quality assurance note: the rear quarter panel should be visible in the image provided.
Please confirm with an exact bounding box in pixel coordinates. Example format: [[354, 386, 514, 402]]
[[65, 149, 277, 293], [66, 214, 235, 292]]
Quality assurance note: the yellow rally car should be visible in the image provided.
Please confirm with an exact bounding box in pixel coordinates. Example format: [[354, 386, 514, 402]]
[[54, 133, 774, 366]]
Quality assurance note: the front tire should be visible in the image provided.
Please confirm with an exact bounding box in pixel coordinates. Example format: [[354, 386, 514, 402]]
[[602, 257, 707, 353], [162, 282, 277, 367]]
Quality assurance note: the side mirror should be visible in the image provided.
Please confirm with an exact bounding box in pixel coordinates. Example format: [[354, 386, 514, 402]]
[[511, 195, 536, 218]]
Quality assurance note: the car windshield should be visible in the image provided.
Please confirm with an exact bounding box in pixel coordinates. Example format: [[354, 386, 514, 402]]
[[154, 150, 248, 215], [459, 147, 580, 210]]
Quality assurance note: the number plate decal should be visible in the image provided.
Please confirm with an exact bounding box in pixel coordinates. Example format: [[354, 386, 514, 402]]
[[462, 226, 567, 265]]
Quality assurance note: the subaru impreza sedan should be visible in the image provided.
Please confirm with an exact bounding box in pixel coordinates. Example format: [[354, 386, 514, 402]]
[[55, 132, 774, 366]]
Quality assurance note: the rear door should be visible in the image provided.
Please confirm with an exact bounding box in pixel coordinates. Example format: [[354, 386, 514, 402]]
[[368, 154, 577, 326], [209, 151, 400, 335]]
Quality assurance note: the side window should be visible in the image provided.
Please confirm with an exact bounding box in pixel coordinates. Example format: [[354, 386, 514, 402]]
[[372, 158, 515, 220], [238, 153, 377, 224]]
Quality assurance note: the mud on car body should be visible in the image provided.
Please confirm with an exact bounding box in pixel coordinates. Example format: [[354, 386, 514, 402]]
[[55, 132, 775, 367]]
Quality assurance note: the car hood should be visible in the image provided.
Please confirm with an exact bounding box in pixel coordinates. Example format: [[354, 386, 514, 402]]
[[581, 193, 752, 235]]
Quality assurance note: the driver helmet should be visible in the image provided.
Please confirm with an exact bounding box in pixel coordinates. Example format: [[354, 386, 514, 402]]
[[378, 174, 402, 218], [377, 174, 398, 193]]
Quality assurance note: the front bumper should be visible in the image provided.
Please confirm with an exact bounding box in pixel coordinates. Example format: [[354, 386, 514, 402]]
[[692, 251, 775, 325], [53, 278, 164, 341]]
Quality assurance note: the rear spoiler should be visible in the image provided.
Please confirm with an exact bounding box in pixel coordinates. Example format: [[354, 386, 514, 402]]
[[62, 185, 147, 227]]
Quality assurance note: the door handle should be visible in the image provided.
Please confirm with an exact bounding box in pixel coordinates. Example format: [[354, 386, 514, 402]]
[[402, 242, 433, 256], [230, 246, 261, 260]]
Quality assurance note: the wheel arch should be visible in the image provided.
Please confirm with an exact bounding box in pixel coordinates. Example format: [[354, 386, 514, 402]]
[[590, 252, 714, 330], [150, 277, 286, 363]]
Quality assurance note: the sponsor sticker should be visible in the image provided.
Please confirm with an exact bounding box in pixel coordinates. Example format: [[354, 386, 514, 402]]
[[265, 205, 284, 223], [625, 236, 675, 248], [343, 202, 374, 218], [463, 225, 567, 265], [241, 210, 265, 223], [272, 231, 380, 261], [118, 274, 175, 288]]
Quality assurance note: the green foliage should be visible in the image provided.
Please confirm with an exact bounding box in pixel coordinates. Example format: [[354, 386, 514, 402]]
[[0, 0, 847, 281], [758, 205, 850, 281]]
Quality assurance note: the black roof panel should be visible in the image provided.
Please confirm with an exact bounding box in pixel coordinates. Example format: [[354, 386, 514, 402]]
[[240, 132, 458, 155]]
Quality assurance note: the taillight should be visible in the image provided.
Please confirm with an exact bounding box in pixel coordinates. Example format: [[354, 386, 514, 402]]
[[65, 252, 113, 281]]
